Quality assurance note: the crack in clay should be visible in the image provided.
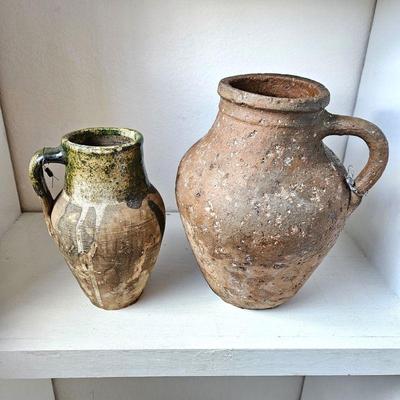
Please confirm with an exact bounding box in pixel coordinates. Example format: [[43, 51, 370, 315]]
[[76, 205, 89, 254], [75, 204, 104, 307], [90, 203, 108, 307], [85, 242, 103, 308]]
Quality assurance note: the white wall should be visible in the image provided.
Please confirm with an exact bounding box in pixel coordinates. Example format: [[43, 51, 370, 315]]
[[344, 0, 400, 296], [0, 0, 375, 211], [0, 107, 20, 237]]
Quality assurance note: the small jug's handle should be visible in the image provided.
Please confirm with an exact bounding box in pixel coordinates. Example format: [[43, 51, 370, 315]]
[[29, 146, 66, 228], [323, 112, 389, 214]]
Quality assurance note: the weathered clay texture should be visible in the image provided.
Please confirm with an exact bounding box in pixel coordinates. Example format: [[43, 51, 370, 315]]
[[29, 128, 165, 310], [176, 74, 388, 309]]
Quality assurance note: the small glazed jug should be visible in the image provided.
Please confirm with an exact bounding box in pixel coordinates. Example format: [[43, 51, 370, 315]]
[[29, 127, 165, 310], [176, 73, 389, 309]]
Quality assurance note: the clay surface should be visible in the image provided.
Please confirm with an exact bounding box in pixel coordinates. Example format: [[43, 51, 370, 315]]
[[30, 128, 165, 310], [176, 74, 388, 309]]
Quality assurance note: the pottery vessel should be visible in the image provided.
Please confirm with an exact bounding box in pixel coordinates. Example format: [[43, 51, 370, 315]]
[[176, 74, 388, 309], [29, 128, 165, 309]]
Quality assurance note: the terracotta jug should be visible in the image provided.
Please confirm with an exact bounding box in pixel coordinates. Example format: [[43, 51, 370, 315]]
[[29, 127, 165, 309], [176, 74, 388, 309]]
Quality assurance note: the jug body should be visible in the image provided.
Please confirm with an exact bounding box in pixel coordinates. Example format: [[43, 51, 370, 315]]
[[29, 127, 165, 310], [176, 74, 388, 309]]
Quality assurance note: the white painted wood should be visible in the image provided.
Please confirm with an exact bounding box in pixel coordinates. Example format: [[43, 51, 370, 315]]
[[0, 0, 375, 211], [54, 377, 302, 400], [0, 107, 20, 238], [0, 212, 399, 378], [344, 0, 400, 297], [301, 376, 400, 400], [0, 379, 54, 400]]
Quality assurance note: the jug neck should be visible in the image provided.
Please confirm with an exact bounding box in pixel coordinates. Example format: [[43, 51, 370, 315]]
[[217, 73, 330, 132], [61, 128, 149, 205], [219, 98, 327, 131]]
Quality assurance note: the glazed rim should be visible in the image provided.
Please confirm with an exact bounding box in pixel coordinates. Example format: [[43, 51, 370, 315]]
[[218, 73, 330, 112], [62, 127, 143, 154]]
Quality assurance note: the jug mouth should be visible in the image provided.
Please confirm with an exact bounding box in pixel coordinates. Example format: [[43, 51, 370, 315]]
[[218, 73, 330, 112], [62, 127, 143, 153]]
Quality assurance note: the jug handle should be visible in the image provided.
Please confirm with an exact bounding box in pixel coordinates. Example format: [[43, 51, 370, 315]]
[[323, 112, 389, 215], [29, 146, 66, 231]]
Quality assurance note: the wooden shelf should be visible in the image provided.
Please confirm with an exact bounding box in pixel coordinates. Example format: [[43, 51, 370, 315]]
[[0, 212, 399, 378]]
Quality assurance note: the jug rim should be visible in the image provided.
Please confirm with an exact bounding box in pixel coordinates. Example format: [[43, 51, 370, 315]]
[[218, 73, 330, 112], [62, 127, 143, 154]]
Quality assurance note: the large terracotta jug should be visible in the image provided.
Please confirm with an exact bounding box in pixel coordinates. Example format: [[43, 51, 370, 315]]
[[176, 74, 388, 309], [29, 127, 165, 309]]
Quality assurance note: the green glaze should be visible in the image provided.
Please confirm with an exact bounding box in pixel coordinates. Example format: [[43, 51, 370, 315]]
[[28, 146, 66, 218], [60, 127, 151, 207], [29, 127, 154, 211]]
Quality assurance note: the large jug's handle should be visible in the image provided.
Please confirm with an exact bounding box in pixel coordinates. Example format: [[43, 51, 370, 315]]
[[322, 112, 389, 214], [29, 146, 66, 228]]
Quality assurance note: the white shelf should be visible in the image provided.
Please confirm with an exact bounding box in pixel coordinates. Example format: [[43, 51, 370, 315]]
[[0, 212, 399, 378]]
